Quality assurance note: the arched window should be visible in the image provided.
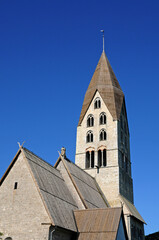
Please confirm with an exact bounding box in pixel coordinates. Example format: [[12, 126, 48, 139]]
[[99, 112, 106, 125], [94, 97, 101, 109], [87, 114, 94, 127], [5, 238, 12, 240], [86, 151, 94, 169], [99, 129, 106, 141], [98, 149, 107, 167], [86, 131, 93, 143]]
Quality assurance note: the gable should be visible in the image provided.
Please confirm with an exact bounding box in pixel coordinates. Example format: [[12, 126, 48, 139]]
[[0, 150, 51, 239], [81, 90, 114, 127], [0, 147, 79, 234]]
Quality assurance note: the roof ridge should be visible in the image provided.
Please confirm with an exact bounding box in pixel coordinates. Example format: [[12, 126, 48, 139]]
[[23, 147, 57, 171], [0, 148, 21, 185], [25, 155, 63, 181], [58, 153, 88, 209], [70, 172, 100, 192], [74, 207, 122, 212], [103, 54, 118, 117], [64, 158, 95, 180]]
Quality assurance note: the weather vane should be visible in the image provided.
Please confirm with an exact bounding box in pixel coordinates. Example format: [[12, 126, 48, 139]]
[[100, 30, 104, 52]]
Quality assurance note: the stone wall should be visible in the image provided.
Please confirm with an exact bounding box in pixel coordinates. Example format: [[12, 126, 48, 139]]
[[0, 152, 50, 240], [75, 91, 120, 204]]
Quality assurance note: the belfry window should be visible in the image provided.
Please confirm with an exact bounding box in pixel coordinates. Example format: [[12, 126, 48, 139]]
[[86, 131, 93, 143], [98, 149, 107, 167], [99, 112, 106, 125], [86, 151, 94, 168], [94, 98, 101, 109], [87, 115, 94, 127], [99, 129, 107, 141]]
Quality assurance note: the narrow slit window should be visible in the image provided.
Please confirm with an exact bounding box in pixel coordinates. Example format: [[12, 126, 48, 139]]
[[103, 149, 107, 167], [86, 151, 94, 169], [98, 149, 107, 167], [86, 152, 90, 168], [91, 151, 94, 168], [98, 150, 102, 167], [14, 182, 18, 190]]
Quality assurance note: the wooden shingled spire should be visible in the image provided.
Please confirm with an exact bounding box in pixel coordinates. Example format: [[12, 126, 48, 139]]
[[78, 51, 124, 125]]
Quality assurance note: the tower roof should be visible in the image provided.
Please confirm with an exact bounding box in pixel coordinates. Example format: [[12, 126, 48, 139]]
[[78, 51, 124, 125]]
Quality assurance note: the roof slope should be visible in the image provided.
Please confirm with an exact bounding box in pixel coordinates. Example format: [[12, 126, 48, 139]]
[[74, 208, 123, 240], [120, 195, 145, 224], [78, 51, 124, 125], [63, 159, 108, 208], [23, 148, 78, 232]]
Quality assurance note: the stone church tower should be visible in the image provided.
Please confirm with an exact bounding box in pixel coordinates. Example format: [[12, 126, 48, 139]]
[[75, 50, 133, 206], [75, 50, 145, 239]]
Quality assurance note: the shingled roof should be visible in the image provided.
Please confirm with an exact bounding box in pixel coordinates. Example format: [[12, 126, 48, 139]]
[[63, 158, 108, 208], [119, 195, 146, 224], [74, 208, 128, 240], [23, 148, 78, 232], [78, 51, 124, 125]]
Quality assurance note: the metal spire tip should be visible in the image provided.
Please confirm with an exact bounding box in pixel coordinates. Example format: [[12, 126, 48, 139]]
[[100, 30, 104, 52]]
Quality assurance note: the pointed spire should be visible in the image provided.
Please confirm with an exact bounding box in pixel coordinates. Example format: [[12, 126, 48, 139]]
[[78, 51, 124, 125], [100, 30, 104, 52]]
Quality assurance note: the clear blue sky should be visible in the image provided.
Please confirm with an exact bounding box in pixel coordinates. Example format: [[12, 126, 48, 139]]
[[0, 0, 159, 235]]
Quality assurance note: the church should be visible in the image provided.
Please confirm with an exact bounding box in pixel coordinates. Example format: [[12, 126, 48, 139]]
[[0, 47, 145, 239]]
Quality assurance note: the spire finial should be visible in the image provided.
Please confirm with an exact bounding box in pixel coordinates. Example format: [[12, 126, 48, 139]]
[[100, 30, 104, 52], [17, 141, 25, 149]]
